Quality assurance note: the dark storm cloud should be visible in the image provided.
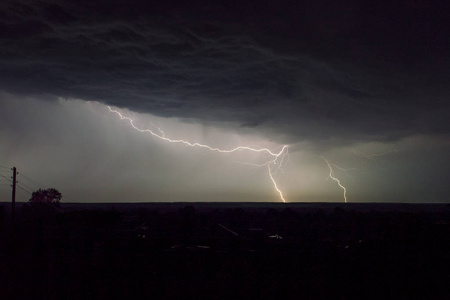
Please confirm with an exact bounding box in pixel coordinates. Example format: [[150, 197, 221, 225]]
[[1, 0, 449, 145]]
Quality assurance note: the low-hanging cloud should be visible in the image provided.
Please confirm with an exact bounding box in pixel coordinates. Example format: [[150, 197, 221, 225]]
[[1, 0, 449, 147]]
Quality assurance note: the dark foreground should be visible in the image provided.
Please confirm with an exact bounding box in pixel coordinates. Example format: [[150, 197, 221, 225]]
[[0, 202, 449, 299]]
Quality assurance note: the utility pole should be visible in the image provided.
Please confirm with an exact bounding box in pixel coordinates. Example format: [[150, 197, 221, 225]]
[[11, 167, 16, 221]]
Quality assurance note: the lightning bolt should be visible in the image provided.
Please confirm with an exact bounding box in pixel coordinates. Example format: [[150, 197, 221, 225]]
[[320, 156, 348, 203], [107, 106, 288, 202], [329, 164, 358, 183], [352, 149, 398, 160], [268, 164, 286, 202]]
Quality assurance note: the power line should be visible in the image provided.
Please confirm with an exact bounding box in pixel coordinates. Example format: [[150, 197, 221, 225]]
[[18, 181, 36, 193], [19, 173, 45, 189], [0, 173, 12, 182], [18, 176, 41, 190], [16, 184, 32, 195]]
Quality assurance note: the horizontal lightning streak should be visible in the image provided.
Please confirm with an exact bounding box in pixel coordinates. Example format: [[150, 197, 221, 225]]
[[108, 106, 288, 202], [108, 107, 283, 156], [331, 164, 357, 172], [353, 149, 398, 160]]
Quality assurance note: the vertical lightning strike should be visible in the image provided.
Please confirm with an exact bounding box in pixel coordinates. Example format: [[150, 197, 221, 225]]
[[108, 106, 288, 202], [320, 156, 348, 203], [268, 164, 286, 202]]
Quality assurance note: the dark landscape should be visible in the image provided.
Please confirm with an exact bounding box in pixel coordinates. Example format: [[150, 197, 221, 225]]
[[0, 202, 449, 299]]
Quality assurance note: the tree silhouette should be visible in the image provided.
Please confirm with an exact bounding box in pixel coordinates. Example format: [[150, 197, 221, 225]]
[[29, 188, 62, 207], [22, 188, 62, 216]]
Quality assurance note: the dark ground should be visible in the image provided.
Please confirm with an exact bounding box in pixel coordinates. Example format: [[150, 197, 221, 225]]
[[0, 202, 449, 299]]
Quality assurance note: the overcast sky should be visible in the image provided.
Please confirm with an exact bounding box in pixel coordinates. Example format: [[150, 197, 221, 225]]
[[1, 0, 449, 203]]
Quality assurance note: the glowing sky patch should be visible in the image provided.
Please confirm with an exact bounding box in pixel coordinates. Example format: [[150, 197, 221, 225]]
[[0, 97, 449, 203]]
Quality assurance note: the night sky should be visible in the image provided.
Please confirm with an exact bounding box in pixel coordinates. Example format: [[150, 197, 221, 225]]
[[1, 0, 449, 203]]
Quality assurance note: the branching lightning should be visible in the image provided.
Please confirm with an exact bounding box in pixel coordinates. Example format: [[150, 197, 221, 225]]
[[108, 106, 356, 203], [320, 156, 348, 203], [108, 106, 289, 202]]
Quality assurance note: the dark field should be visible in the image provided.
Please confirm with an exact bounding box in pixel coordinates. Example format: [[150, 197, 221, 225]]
[[0, 202, 449, 299]]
